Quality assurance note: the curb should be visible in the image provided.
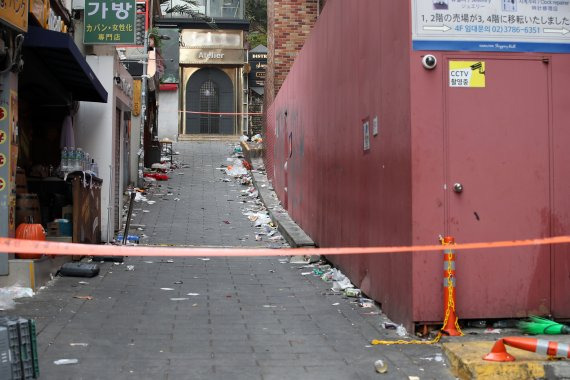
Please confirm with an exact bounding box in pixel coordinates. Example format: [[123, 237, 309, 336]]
[[244, 150, 316, 249], [442, 341, 548, 380]]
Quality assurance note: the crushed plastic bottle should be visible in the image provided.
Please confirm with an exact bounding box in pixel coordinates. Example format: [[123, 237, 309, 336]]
[[54, 359, 79, 365]]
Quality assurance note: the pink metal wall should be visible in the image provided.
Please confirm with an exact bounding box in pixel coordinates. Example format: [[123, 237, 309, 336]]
[[266, 0, 416, 326], [410, 52, 570, 323], [266, 0, 570, 328]]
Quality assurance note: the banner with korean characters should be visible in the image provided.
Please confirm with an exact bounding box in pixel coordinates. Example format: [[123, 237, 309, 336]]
[[0, 0, 28, 32], [84, 0, 136, 44], [412, 0, 570, 53]]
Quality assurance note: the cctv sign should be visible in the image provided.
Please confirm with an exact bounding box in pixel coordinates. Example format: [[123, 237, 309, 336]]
[[449, 61, 486, 88]]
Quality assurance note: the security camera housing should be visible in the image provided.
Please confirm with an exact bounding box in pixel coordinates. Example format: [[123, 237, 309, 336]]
[[422, 55, 437, 70]]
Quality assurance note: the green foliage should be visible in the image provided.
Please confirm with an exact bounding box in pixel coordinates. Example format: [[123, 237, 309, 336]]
[[246, 0, 267, 47], [246, 0, 267, 34], [247, 31, 267, 47]]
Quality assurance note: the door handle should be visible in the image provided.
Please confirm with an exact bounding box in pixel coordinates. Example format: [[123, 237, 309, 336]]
[[453, 183, 463, 193]]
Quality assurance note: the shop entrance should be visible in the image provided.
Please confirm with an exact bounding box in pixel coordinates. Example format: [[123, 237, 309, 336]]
[[445, 57, 550, 318], [185, 68, 234, 135]]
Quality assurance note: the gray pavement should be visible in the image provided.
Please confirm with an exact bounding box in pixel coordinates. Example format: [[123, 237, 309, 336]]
[[1, 141, 452, 379]]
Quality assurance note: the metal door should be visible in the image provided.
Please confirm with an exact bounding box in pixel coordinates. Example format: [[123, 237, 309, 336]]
[[199, 80, 220, 133], [445, 58, 551, 318], [185, 68, 234, 134]]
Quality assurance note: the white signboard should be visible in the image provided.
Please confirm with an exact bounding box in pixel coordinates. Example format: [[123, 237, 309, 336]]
[[412, 0, 570, 53]]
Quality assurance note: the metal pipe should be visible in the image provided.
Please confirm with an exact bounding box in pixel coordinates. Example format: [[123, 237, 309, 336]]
[[107, 164, 112, 242], [122, 191, 136, 244], [138, 28, 149, 188]]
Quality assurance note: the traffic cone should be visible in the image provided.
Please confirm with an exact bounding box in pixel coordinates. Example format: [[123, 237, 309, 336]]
[[483, 337, 570, 362], [483, 339, 515, 362]]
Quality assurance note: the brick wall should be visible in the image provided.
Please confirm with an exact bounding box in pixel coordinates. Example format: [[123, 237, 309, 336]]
[[265, 0, 319, 106]]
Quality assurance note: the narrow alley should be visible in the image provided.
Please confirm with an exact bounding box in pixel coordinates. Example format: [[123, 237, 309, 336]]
[[1, 141, 451, 380]]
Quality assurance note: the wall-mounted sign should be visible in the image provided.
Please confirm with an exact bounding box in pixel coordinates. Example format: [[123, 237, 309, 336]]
[[0, 0, 28, 32], [84, 0, 136, 44], [412, 0, 570, 53], [132, 80, 141, 116], [180, 48, 245, 65], [449, 61, 486, 88], [373, 116, 378, 136], [181, 29, 243, 48], [363, 119, 370, 151], [248, 47, 267, 89]]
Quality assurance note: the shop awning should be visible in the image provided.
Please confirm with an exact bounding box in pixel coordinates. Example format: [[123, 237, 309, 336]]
[[23, 26, 108, 103], [251, 87, 264, 96]]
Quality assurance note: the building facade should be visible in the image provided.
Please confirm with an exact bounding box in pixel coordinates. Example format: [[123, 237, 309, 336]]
[[156, 0, 249, 138]]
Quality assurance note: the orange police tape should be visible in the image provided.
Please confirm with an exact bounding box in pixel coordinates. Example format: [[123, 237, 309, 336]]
[[180, 110, 263, 116], [1, 235, 570, 258]]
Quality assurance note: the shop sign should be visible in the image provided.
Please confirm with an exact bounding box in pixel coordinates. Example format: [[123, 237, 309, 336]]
[[248, 60, 266, 88], [84, 0, 136, 44], [248, 50, 267, 88], [180, 48, 245, 65], [181, 29, 243, 48], [0, 0, 28, 32], [412, 0, 570, 53], [132, 80, 141, 116]]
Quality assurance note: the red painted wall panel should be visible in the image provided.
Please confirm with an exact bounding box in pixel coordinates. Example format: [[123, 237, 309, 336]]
[[550, 55, 570, 318], [267, 0, 415, 327]]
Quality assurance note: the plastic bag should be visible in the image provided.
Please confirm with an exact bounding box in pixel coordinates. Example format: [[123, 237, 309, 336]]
[[0, 285, 34, 310]]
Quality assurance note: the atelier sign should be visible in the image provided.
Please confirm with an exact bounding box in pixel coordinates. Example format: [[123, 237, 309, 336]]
[[180, 48, 245, 64]]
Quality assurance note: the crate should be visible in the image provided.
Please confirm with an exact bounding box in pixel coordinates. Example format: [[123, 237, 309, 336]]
[[15, 318, 33, 380], [0, 318, 22, 380], [0, 317, 38, 379], [0, 327, 12, 380], [27, 320, 38, 379]]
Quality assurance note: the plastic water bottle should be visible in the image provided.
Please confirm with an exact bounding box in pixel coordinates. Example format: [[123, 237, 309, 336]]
[[90, 159, 99, 177], [76, 148, 83, 171], [84, 152, 90, 171], [68, 147, 76, 171], [60, 147, 69, 172]]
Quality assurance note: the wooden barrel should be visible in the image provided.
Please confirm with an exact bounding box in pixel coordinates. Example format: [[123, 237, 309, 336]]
[[16, 193, 41, 228], [16, 167, 27, 194]]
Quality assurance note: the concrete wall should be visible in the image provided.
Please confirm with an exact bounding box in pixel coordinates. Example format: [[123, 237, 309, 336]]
[[130, 112, 141, 184], [158, 89, 179, 140], [76, 55, 133, 242]]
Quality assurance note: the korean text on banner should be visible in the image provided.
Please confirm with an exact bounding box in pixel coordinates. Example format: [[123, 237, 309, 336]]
[[412, 0, 570, 53], [84, 0, 136, 45]]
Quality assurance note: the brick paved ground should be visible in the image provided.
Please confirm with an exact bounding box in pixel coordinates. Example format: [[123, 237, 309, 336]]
[[2, 141, 453, 380]]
